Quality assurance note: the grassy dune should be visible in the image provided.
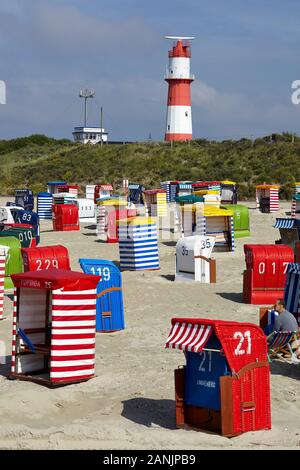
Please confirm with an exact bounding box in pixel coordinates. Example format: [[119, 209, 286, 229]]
[[0, 133, 299, 198]]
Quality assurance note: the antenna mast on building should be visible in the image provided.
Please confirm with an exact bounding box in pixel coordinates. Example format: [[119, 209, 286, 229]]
[[100, 106, 103, 147], [73, 89, 108, 144], [79, 88, 95, 127]]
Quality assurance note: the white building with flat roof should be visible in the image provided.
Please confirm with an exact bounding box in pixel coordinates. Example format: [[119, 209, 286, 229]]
[[72, 126, 108, 144]]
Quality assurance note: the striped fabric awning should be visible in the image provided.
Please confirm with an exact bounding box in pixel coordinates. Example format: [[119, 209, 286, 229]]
[[100, 185, 113, 191], [286, 262, 300, 274], [129, 184, 142, 190], [165, 321, 212, 353], [274, 218, 296, 229], [267, 331, 295, 349]]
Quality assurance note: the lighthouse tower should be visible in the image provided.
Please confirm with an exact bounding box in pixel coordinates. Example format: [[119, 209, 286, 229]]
[[164, 36, 195, 141]]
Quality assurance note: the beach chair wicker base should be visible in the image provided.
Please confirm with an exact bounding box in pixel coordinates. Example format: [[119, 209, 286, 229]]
[[174, 362, 271, 436], [8, 372, 95, 388], [175, 367, 237, 437]]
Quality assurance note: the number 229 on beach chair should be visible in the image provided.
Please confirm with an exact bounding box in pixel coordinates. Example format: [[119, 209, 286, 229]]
[[267, 331, 299, 364]]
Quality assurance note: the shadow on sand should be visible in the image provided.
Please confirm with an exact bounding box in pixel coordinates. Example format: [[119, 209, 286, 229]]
[[216, 292, 244, 304], [162, 241, 177, 247], [121, 397, 176, 430], [270, 361, 300, 380], [160, 274, 175, 282], [0, 356, 11, 378]]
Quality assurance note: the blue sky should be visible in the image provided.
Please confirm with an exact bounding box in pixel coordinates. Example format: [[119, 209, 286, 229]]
[[1, 0, 300, 140]]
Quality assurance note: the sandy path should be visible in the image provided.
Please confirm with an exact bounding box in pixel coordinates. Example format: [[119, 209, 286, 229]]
[[0, 199, 299, 449]]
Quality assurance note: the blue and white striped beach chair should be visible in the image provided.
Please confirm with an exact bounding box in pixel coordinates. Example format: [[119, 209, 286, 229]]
[[267, 331, 299, 364]]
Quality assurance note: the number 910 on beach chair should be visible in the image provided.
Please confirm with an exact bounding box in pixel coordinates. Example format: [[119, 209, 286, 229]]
[[16, 209, 40, 245], [165, 318, 271, 436]]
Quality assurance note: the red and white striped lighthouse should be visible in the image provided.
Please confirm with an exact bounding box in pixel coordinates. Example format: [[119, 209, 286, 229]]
[[164, 36, 195, 142]]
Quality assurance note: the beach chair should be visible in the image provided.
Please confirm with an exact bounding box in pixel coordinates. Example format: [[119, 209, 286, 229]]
[[267, 331, 300, 364]]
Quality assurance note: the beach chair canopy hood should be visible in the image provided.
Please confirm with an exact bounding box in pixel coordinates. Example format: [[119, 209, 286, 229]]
[[166, 317, 268, 373], [11, 269, 100, 291]]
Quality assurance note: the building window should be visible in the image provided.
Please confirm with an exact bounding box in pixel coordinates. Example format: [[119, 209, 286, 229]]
[[168, 125, 170, 130], [185, 111, 188, 117]]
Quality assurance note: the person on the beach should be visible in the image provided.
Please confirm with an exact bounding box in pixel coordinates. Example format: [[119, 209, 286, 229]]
[[273, 299, 300, 359]]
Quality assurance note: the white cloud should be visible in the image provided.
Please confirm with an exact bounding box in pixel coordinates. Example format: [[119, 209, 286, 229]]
[[32, 4, 160, 56], [192, 80, 246, 115], [191, 79, 300, 138]]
